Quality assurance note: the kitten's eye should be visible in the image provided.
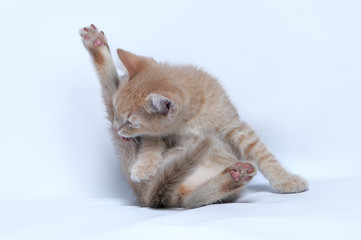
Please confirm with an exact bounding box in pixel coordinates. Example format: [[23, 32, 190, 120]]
[[126, 119, 140, 128]]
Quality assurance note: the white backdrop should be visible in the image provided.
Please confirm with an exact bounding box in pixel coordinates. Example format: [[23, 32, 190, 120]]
[[0, 0, 360, 202]]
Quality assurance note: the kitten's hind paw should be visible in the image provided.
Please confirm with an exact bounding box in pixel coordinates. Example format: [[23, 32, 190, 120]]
[[79, 24, 108, 50], [271, 174, 308, 193], [228, 161, 256, 183]]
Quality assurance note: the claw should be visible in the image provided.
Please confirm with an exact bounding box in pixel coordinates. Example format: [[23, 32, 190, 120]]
[[83, 27, 89, 32], [91, 24, 96, 30], [101, 31, 104, 35]]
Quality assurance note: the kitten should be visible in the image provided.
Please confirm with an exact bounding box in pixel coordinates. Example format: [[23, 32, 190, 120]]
[[79, 24, 307, 208]]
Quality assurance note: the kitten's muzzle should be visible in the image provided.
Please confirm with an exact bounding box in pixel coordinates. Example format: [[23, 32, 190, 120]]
[[117, 130, 130, 139], [116, 130, 140, 144]]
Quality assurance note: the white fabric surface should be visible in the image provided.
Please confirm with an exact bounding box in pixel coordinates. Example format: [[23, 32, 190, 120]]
[[1, 177, 360, 240], [1, 1, 360, 239]]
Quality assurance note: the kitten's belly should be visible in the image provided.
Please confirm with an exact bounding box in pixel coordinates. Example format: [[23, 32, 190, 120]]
[[179, 157, 235, 196], [174, 133, 238, 198], [183, 165, 221, 188]]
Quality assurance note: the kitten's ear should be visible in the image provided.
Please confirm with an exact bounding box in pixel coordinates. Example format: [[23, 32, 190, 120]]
[[146, 94, 177, 117], [117, 49, 145, 78]]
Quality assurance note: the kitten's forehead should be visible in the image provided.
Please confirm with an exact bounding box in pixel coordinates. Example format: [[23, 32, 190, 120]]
[[113, 92, 142, 116]]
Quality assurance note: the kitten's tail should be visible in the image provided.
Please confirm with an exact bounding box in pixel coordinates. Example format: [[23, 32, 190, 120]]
[[145, 138, 212, 208]]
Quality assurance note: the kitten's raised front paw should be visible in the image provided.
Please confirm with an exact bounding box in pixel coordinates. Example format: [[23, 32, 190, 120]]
[[79, 24, 108, 50], [229, 161, 257, 183], [130, 157, 160, 182], [271, 174, 308, 193]]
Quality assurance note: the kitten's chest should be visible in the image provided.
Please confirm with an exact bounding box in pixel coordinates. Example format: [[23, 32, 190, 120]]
[[165, 132, 202, 149]]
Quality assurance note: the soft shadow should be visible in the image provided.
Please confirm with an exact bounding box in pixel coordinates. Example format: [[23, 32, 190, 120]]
[[247, 184, 276, 193]]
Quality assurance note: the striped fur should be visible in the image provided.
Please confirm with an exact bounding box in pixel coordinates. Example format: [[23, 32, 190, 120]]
[[80, 24, 308, 208]]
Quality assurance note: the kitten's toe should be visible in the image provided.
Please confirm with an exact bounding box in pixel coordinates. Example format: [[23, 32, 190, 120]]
[[79, 27, 87, 37]]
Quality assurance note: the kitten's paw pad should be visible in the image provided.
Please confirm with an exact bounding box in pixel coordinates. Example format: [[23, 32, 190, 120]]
[[130, 158, 160, 182], [271, 175, 308, 193], [79, 24, 107, 50], [93, 38, 103, 47], [229, 161, 256, 183]]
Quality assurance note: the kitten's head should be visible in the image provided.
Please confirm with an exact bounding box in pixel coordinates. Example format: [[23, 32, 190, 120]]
[[112, 49, 186, 138]]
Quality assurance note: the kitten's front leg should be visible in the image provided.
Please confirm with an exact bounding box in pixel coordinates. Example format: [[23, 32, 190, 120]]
[[225, 122, 308, 193], [130, 137, 166, 182], [79, 24, 118, 120]]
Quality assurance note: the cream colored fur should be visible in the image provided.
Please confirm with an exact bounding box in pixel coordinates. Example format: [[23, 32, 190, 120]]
[[79, 25, 308, 208]]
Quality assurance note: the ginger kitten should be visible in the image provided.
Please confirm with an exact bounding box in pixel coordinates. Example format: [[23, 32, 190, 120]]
[[79, 24, 308, 208]]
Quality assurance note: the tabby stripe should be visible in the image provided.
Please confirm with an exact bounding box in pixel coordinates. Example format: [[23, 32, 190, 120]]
[[257, 153, 273, 165], [225, 125, 245, 140], [244, 138, 260, 156]]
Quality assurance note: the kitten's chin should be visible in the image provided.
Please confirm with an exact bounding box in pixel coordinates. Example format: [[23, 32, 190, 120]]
[[119, 135, 141, 144], [118, 134, 133, 142]]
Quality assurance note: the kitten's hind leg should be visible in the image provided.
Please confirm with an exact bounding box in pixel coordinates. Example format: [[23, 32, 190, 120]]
[[224, 122, 308, 193], [79, 24, 119, 120], [183, 161, 256, 209], [145, 138, 212, 208]]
